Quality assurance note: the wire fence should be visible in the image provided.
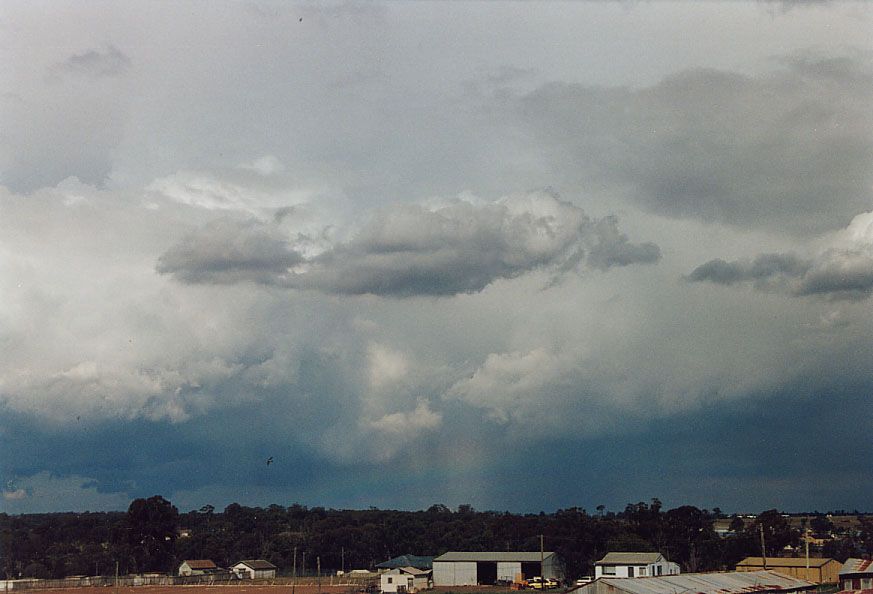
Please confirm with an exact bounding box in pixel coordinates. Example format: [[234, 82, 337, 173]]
[[1, 574, 379, 592]]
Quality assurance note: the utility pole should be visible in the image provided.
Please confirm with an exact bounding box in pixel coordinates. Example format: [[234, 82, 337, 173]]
[[292, 546, 297, 594], [805, 528, 810, 571], [540, 534, 545, 579], [341, 547, 345, 575], [114, 561, 119, 594], [303, 552, 306, 578], [317, 557, 321, 594], [759, 524, 767, 570]]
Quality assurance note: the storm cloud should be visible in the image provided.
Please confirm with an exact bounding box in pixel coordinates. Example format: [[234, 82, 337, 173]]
[[520, 54, 873, 234], [157, 192, 661, 297]]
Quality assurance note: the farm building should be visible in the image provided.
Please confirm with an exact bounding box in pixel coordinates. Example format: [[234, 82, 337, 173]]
[[381, 567, 433, 593], [433, 551, 559, 586], [231, 560, 277, 579], [178, 560, 220, 576], [594, 553, 679, 578], [571, 570, 815, 594], [736, 557, 840, 584], [838, 558, 873, 591], [376, 555, 434, 570]]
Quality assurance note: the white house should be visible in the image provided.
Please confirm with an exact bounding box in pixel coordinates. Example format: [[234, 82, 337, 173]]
[[594, 553, 679, 578], [231, 560, 277, 579], [178, 560, 220, 576], [381, 567, 432, 593]]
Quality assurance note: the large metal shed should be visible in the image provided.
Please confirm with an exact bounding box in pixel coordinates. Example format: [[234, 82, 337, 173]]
[[570, 570, 815, 594], [433, 551, 559, 586]]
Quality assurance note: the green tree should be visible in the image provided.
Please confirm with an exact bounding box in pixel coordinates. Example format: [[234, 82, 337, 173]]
[[126, 496, 179, 573]]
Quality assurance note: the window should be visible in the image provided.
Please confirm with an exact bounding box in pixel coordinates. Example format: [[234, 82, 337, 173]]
[[388, 578, 393, 584], [603, 567, 616, 576], [639, 568, 647, 576]]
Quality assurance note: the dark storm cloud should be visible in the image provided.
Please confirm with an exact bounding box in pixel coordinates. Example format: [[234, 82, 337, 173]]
[[54, 45, 131, 78], [157, 194, 661, 297], [688, 249, 873, 300], [156, 218, 304, 284], [521, 53, 873, 233]]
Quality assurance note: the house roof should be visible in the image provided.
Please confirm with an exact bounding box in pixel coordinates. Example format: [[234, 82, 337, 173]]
[[574, 571, 814, 594], [392, 567, 431, 576], [737, 557, 835, 569], [235, 560, 277, 570], [376, 555, 434, 570], [183, 560, 218, 569], [840, 559, 873, 576], [596, 553, 664, 565], [434, 552, 556, 563]]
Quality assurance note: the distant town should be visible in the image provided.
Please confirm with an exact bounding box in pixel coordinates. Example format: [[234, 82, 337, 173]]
[[2, 497, 872, 594]]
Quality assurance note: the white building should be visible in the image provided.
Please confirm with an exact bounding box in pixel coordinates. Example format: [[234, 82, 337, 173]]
[[433, 552, 559, 586], [594, 553, 679, 578], [231, 560, 277, 580], [381, 567, 432, 593]]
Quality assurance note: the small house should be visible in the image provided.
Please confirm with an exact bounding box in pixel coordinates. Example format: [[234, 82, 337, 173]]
[[178, 560, 219, 577], [231, 560, 277, 580], [594, 552, 679, 578], [381, 567, 432, 593]]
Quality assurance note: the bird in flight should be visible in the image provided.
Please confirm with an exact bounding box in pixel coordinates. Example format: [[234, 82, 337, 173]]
[[266, 457, 273, 466]]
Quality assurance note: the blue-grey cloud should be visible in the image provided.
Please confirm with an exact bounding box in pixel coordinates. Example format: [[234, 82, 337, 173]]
[[157, 192, 660, 297], [156, 218, 304, 284], [689, 249, 873, 300], [521, 53, 873, 234]]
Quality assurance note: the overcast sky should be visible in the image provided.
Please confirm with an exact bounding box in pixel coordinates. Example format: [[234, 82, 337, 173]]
[[2, 1, 873, 515]]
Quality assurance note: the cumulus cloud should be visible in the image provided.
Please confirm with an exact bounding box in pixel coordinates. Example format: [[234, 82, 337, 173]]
[[3, 488, 27, 500], [521, 53, 873, 233], [157, 191, 660, 296], [688, 210, 873, 300]]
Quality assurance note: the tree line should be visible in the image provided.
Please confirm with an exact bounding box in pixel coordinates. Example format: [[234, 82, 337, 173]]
[[2, 497, 872, 580]]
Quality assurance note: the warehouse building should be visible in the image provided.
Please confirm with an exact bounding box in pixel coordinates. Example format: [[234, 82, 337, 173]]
[[736, 557, 840, 584], [433, 551, 559, 586], [571, 570, 815, 594]]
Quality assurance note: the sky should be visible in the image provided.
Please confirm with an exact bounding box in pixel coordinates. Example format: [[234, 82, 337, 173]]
[[1, 0, 873, 515]]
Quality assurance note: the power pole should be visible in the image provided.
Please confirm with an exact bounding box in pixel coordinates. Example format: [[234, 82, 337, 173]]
[[303, 552, 306, 578], [317, 557, 321, 594], [805, 528, 810, 571], [759, 524, 767, 570], [293, 546, 297, 594], [540, 534, 545, 579], [114, 561, 119, 594], [341, 547, 345, 575]]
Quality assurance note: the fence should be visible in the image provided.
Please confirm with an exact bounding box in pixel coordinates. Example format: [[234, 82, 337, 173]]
[[1, 573, 379, 592]]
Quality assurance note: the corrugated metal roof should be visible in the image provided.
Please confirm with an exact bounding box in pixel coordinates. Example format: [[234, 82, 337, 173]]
[[597, 553, 664, 565], [434, 552, 556, 563], [573, 570, 814, 594], [376, 555, 434, 569], [399, 567, 432, 576], [840, 560, 873, 576], [737, 558, 834, 569], [236, 560, 277, 570], [183, 560, 218, 569]]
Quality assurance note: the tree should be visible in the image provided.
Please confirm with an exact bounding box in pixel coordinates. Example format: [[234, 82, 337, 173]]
[[748, 510, 798, 555], [126, 496, 179, 573]]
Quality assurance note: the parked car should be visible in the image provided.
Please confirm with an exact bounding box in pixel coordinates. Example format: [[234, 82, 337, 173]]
[[574, 577, 593, 586]]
